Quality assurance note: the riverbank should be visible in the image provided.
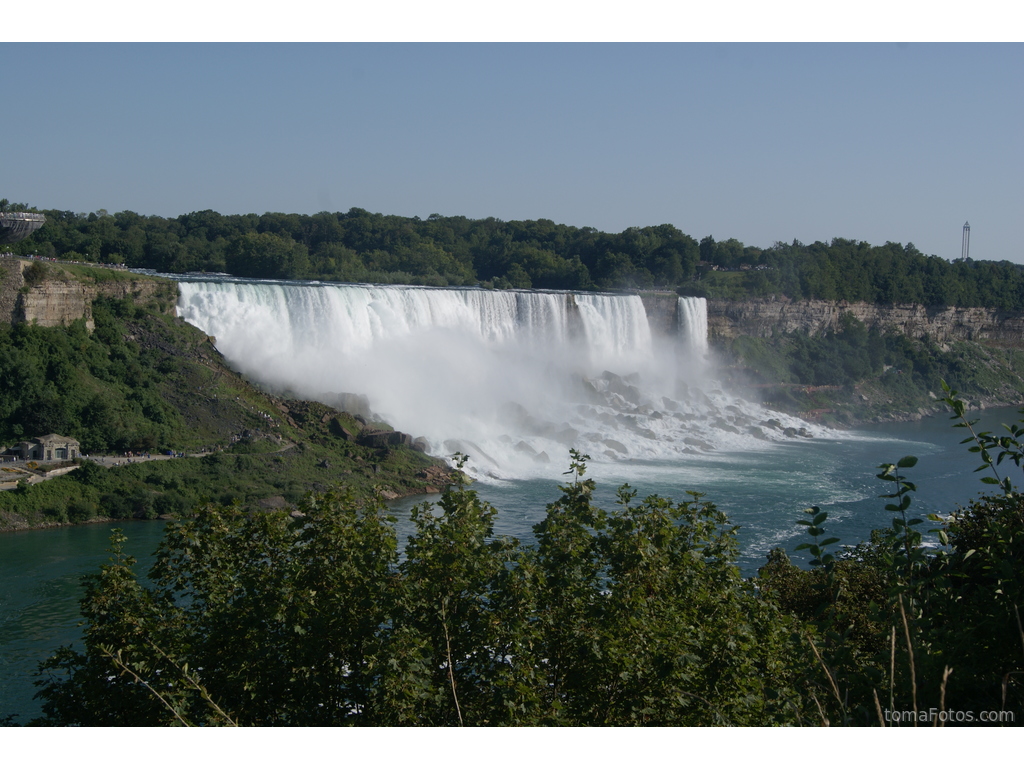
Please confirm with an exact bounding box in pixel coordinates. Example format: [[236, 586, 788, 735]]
[[0, 448, 456, 533]]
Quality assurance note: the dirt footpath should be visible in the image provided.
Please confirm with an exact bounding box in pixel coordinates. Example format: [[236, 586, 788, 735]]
[[0, 452, 211, 489]]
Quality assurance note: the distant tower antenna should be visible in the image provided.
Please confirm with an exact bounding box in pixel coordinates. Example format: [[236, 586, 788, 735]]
[[961, 221, 971, 261]]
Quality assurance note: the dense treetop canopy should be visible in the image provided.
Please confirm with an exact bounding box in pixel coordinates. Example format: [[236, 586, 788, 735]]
[[6, 203, 1024, 309]]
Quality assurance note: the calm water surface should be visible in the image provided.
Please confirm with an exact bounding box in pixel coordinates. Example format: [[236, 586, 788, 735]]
[[0, 520, 167, 724], [1, 408, 1017, 724]]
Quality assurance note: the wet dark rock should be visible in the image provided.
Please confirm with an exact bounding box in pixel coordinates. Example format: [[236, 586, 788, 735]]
[[684, 436, 715, 451], [551, 426, 579, 445], [357, 429, 412, 449]]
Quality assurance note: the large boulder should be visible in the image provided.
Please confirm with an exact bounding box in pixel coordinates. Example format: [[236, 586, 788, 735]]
[[328, 417, 358, 442], [357, 429, 413, 449]]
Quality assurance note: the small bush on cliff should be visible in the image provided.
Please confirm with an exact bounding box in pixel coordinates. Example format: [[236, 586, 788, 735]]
[[21, 260, 48, 286]]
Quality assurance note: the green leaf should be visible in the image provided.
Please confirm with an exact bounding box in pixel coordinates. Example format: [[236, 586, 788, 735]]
[[896, 456, 918, 468], [811, 510, 827, 526]]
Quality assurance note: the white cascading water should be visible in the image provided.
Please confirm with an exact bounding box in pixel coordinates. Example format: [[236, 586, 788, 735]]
[[678, 296, 709, 357], [177, 279, 824, 480]]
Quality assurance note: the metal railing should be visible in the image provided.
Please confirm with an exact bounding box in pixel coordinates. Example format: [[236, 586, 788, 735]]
[[0, 212, 46, 221]]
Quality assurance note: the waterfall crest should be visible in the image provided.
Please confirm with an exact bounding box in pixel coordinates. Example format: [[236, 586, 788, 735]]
[[177, 279, 820, 479]]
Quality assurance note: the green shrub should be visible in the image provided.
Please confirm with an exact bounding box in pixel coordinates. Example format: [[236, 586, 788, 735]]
[[67, 499, 97, 523]]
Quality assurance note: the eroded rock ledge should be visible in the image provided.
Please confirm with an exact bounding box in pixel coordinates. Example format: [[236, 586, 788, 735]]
[[706, 298, 1024, 344], [0, 258, 175, 330]]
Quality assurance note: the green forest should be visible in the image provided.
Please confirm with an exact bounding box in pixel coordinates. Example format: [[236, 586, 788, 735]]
[[5, 199, 1024, 308]]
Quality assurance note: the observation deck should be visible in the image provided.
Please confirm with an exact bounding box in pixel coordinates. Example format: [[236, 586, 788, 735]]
[[0, 212, 46, 244]]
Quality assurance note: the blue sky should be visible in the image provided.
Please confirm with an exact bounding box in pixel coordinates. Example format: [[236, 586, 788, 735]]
[[2, 42, 1021, 263]]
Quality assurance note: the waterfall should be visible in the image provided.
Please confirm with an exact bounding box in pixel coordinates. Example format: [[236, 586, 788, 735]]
[[177, 279, 819, 479], [178, 281, 651, 356], [678, 296, 709, 356]]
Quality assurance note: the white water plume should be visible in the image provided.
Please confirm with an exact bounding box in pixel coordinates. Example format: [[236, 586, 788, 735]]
[[176, 279, 827, 479]]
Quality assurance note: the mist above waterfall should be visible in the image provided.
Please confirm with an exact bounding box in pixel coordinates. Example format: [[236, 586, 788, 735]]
[[177, 279, 824, 480]]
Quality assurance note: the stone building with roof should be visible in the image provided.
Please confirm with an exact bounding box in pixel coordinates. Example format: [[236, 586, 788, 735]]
[[9, 434, 80, 461]]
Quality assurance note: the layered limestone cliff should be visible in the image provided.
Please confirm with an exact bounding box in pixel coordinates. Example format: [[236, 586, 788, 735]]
[[706, 298, 1024, 345], [638, 292, 679, 336], [0, 258, 176, 330]]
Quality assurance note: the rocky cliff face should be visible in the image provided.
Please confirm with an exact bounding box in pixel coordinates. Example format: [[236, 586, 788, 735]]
[[0, 260, 23, 324], [706, 298, 1024, 345], [0, 258, 176, 330], [638, 292, 679, 336]]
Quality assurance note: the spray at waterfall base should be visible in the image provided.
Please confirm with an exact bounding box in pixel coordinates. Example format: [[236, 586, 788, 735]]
[[176, 280, 827, 482]]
